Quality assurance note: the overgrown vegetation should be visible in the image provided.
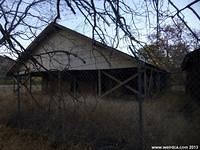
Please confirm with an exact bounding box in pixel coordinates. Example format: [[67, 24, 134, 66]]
[[0, 88, 199, 150], [0, 77, 13, 85]]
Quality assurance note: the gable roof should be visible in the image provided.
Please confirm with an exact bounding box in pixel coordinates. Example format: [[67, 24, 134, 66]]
[[8, 23, 166, 75], [19, 22, 135, 63]]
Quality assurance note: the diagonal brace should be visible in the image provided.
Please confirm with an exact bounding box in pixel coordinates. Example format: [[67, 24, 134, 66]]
[[99, 72, 138, 99], [102, 71, 141, 95]]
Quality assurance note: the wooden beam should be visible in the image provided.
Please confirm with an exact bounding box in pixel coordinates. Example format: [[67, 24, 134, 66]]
[[99, 72, 138, 99], [73, 77, 76, 98], [102, 71, 140, 95], [144, 69, 147, 97], [58, 71, 62, 110], [13, 78, 16, 93], [145, 65, 166, 73], [157, 72, 161, 91], [148, 69, 153, 95], [16, 74, 21, 116], [98, 70, 101, 96], [29, 75, 32, 93], [137, 64, 144, 150]]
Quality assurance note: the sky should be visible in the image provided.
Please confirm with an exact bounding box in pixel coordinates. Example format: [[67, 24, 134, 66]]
[[0, 0, 200, 58], [171, 0, 200, 29], [56, 0, 200, 55], [58, 0, 200, 34]]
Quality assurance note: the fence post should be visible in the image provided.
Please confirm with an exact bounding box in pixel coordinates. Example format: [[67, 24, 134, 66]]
[[58, 71, 62, 110], [73, 77, 77, 98], [57, 71, 65, 141], [98, 70, 101, 97], [16, 73, 21, 127], [29, 74, 32, 93], [138, 62, 144, 150], [13, 78, 16, 93], [144, 68, 147, 98]]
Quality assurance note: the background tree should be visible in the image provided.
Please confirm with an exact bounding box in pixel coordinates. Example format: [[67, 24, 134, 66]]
[[140, 21, 200, 71], [0, 0, 199, 60], [0, 1, 200, 149]]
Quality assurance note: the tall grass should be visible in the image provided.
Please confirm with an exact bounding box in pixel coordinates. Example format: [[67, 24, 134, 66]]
[[0, 88, 199, 149]]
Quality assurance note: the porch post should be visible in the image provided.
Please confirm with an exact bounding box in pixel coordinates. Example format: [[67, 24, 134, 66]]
[[98, 70, 101, 97], [144, 68, 147, 98], [13, 78, 16, 93], [58, 71, 62, 110], [148, 69, 153, 96], [73, 77, 77, 98], [16, 73, 21, 116], [137, 63, 144, 150], [29, 74, 32, 93]]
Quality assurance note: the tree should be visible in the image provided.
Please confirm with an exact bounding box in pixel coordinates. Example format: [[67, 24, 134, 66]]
[[0, 0, 58, 57], [0, 0, 199, 60], [140, 21, 200, 71], [0, 1, 200, 149]]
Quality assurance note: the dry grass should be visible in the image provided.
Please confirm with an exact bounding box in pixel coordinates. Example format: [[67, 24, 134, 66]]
[[0, 88, 200, 150]]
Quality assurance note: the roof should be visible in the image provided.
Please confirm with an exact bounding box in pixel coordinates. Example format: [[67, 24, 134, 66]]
[[181, 48, 200, 71], [8, 23, 166, 75]]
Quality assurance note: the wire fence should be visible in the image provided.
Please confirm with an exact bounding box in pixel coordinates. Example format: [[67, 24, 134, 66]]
[[1, 68, 200, 149]]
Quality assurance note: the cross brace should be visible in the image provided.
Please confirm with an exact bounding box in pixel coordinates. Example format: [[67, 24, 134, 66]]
[[99, 71, 140, 99]]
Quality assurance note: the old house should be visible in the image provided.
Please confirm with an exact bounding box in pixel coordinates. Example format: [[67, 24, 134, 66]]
[[182, 48, 200, 101], [8, 23, 167, 100]]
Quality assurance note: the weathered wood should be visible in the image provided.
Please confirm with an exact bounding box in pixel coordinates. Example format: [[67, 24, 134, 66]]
[[99, 73, 138, 99], [73, 77, 77, 98], [29, 75, 32, 93], [157, 73, 161, 91], [144, 69, 147, 97], [148, 69, 153, 95], [13, 78, 16, 93], [98, 70, 101, 96], [137, 63, 144, 150], [102, 71, 141, 95], [16, 28, 137, 73], [16, 74, 21, 115], [58, 71, 62, 110]]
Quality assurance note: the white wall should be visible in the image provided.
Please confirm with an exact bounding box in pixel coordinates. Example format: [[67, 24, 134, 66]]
[[19, 28, 137, 73]]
